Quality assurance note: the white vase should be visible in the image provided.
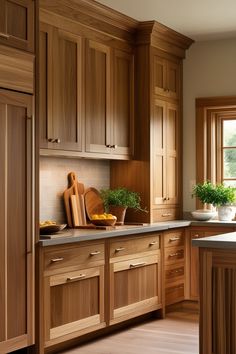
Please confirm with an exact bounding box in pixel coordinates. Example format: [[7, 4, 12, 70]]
[[218, 205, 235, 221]]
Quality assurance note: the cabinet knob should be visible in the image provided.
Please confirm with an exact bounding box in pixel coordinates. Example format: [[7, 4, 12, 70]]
[[0, 32, 10, 39], [111, 145, 118, 149], [90, 251, 101, 256], [163, 197, 167, 201], [106, 144, 112, 148]]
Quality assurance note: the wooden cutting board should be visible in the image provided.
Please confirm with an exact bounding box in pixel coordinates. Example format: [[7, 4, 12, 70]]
[[84, 187, 105, 221], [63, 172, 86, 227]]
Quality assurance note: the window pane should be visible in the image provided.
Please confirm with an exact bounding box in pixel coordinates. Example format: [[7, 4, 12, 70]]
[[223, 180, 236, 188], [223, 149, 236, 178], [223, 120, 236, 147]]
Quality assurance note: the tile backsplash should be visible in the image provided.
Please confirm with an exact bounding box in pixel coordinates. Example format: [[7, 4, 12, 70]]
[[40, 157, 110, 223]]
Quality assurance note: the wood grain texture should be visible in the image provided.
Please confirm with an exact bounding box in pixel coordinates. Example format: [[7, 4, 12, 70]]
[[0, 44, 34, 93], [0, 0, 34, 52], [0, 90, 34, 352], [61, 310, 199, 354]]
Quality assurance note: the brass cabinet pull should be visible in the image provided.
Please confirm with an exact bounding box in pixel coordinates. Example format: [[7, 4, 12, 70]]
[[173, 285, 184, 290], [163, 197, 167, 201], [67, 274, 86, 281], [106, 144, 112, 148], [90, 251, 101, 256], [194, 234, 200, 238], [111, 144, 118, 149], [169, 251, 183, 258], [115, 247, 125, 252], [51, 257, 64, 263], [162, 213, 172, 217], [149, 241, 158, 246], [168, 269, 183, 275], [0, 32, 10, 39], [169, 237, 181, 242], [130, 262, 147, 268]]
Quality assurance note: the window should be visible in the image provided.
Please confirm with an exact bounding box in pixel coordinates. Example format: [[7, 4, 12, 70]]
[[196, 96, 236, 207]]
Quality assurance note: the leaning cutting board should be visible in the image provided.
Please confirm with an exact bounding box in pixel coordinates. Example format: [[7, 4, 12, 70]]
[[84, 187, 105, 221], [63, 172, 85, 227]]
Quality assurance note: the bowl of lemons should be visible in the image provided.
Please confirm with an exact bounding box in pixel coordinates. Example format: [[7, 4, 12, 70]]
[[40, 220, 67, 234], [90, 213, 117, 226]]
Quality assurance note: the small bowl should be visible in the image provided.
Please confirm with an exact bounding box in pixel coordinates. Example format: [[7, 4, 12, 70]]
[[191, 210, 217, 221], [90, 218, 116, 226], [40, 224, 67, 234]]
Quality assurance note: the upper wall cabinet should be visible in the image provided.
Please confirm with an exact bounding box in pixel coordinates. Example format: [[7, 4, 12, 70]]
[[0, 0, 34, 52], [39, 22, 83, 152], [39, 13, 134, 159], [153, 53, 180, 100], [85, 40, 133, 157]]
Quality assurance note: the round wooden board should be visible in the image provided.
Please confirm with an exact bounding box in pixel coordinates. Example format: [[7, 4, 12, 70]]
[[84, 187, 105, 220]]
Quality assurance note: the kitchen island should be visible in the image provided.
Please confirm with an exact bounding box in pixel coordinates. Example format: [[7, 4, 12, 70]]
[[193, 232, 236, 354]]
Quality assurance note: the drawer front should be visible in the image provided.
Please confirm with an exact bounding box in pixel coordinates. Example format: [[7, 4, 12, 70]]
[[190, 231, 205, 240], [165, 283, 184, 306], [165, 264, 184, 284], [165, 246, 184, 265], [164, 230, 184, 248], [44, 243, 105, 271], [152, 208, 179, 222], [110, 234, 160, 259]]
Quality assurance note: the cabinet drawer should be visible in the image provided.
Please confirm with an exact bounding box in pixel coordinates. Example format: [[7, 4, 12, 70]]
[[44, 243, 105, 272], [164, 230, 184, 248], [152, 208, 179, 222], [165, 246, 184, 265], [165, 283, 184, 306], [110, 234, 160, 259], [165, 264, 184, 284]]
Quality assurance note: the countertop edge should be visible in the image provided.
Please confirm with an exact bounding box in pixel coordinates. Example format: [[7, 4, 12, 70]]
[[192, 231, 236, 249]]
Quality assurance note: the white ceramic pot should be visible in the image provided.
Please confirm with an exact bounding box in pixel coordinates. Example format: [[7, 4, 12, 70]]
[[191, 209, 217, 221], [218, 205, 235, 221]]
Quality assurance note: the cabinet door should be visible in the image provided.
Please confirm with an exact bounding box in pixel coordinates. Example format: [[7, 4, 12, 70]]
[[0, 90, 34, 353], [39, 24, 83, 152], [0, 0, 34, 52], [152, 99, 166, 207], [85, 40, 112, 154], [153, 55, 167, 96], [110, 254, 161, 325], [166, 102, 179, 205], [112, 49, 134, 157], [44, 266, 105, 347], [166, 60, 180, 99]]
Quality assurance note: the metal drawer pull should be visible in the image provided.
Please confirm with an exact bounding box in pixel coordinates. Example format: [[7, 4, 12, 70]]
[[130, 262, 147, 268], [169, 269, 183, 275], [173, 285, 184, 290], [115, 247, 125, 252], [111, 144, 118, 149], [149, 241, 158, 246], [162, 213, 172, 217], [169, 251, 183, 258], [48, 138, 61, 143], [169, 237, 181, 242], [0, 32, 10, 39], [51, 257, 64, 263], [90, 251, 101, 256], [194, 234, 199, 238], [67, 274, 86, 281]]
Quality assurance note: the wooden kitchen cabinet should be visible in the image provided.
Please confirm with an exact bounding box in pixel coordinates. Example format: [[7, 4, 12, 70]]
[[41, 241, 106, 349], [0, 0, 34, 52], [110, 23, 192, 223], [163, 229, 185, 305], [153, 53, 180, 100], [0, 89, 34, 353], [39, 22, 83, 152], [188, 226, 235, 300], [152, 99, 180, 218], [109, 234, 162, 325]]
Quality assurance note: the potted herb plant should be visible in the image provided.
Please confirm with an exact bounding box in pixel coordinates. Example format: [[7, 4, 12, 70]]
[[192, 181, 236, 221], [100, 187, 145, 224]]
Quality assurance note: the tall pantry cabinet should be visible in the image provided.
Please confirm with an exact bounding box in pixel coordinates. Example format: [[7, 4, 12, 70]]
[[111, 22, 193, 222], [0, 1, 36, 352]]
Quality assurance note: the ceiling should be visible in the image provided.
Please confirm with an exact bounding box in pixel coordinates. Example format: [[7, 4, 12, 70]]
[[97, 0, 236, 41]]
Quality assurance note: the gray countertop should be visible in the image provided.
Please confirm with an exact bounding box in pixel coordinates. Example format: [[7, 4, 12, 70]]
[[39, 220, 191, 247], [192, 232, 236, 249]]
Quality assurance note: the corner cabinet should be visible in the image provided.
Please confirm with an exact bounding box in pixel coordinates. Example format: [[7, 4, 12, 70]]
[[39, 15, 134, 159], [0, 0, 34, 52], [0, 89, 34, 353]]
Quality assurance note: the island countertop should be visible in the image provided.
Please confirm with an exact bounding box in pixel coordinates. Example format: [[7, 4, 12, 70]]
[[192, 231, 236, 249]]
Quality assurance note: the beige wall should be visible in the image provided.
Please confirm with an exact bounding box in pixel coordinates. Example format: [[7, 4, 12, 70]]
[[183, 38, 236, 211], [40, 157, 110, 223]]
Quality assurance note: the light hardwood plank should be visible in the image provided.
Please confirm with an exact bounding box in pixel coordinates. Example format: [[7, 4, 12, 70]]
[[61, 310, 199, 354]]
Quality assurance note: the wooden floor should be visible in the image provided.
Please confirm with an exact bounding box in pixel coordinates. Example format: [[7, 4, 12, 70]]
[[62, 311, 199, 354]]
